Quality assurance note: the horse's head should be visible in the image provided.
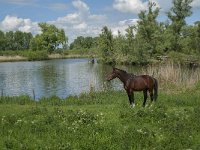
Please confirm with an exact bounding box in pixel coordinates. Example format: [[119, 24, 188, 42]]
[[106, 68, 119, 81]]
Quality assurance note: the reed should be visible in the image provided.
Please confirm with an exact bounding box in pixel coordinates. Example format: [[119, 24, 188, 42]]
[[143, 63, 200, 91]]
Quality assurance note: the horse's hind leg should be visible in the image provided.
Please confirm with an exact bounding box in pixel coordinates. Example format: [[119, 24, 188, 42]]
[[148, 89, 154, 108], [149, 89, 154, 103], [143, 90, 148, 107]]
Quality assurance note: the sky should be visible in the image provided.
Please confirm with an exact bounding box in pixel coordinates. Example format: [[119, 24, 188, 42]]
[[0, 0, 200, 42]]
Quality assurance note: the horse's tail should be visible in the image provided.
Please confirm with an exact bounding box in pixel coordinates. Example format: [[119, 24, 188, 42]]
[[153, 78, 158, 101]]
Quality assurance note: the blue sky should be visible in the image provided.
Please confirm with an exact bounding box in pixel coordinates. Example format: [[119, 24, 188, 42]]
[[0, 0, 200, 42]]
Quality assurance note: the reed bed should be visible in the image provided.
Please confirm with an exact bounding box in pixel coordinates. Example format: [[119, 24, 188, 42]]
[[142, 63, 200, 91]]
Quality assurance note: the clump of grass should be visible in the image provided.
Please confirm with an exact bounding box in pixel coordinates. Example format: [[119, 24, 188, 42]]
[[143, 63, 200, 91]]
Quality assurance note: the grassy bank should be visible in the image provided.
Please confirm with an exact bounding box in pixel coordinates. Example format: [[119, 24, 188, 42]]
[[1, 49, 200, 67], [0, 49, 98, 62], [1, 85, 200, 149], [0, 50, 49, 62]]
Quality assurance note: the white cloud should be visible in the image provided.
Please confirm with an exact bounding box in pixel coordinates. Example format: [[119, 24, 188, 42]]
[[73, 22, 87, 30], [152, 0, 200, 12], [191, 0, 200, 8], [113, 0, 148, 14], [72, 0, 89, 13], [48, 3, 68, 11], [48, 0, 107, 42], [0, 0, 141, 43], [151, 0, 172, 12], [2, 0, 37, 5], [111, 19, 138, 36], [0, 15, 40, 35]]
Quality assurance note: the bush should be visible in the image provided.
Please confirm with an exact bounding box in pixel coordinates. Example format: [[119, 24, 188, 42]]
[[22, 50, 48, 61]]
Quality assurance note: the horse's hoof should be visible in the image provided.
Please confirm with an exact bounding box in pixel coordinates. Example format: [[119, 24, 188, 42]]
[[131, 103, 136, 108]]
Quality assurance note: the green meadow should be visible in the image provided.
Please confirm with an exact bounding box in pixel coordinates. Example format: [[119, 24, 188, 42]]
[[1, 83, 200, 149]]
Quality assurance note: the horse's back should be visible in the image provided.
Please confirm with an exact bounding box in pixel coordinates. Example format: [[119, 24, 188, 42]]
[[130, 75, 154, 91]]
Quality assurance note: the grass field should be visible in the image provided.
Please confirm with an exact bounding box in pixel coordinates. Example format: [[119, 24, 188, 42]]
[[1, 84, 200, 149]]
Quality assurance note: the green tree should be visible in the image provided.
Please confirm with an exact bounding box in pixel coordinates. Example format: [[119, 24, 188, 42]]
[[23, 32, 33, 50], [70, 36, 85, 50], [70, 36, 95, 50], [30, 35, 44, 51], [167, 0, 193, 51], [135, 2, 160, 59], [195, 21, 200, 53], [5, 31, 15, 50], [113, 31, 126, 61], [13, 31, 23, 50], [30, 23, 67, 53], [125, 26, 136, 55], [99, 26, 114, 63], [0, 30, 6, 50]]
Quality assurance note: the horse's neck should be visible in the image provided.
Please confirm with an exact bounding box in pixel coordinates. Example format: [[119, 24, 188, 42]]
[[117, 72, 130, 84]]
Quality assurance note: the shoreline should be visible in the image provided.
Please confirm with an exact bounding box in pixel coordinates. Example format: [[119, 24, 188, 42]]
[[0, 54, 199, 67], [0, 55, 27, 62], [0, 54, 93, 63]]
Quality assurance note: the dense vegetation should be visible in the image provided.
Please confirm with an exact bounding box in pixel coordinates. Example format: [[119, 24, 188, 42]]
[[0, 23, 67, 53], [69, 0, 200, 65], [0, 0, 200, 64]]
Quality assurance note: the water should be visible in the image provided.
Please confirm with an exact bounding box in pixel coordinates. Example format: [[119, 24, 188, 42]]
[[0, 58, 199, 99], [0, 59, 122, 99]]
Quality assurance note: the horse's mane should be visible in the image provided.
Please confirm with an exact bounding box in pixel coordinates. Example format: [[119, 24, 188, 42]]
[[115, 68, 136, 78], [114, 68, 127, 74]]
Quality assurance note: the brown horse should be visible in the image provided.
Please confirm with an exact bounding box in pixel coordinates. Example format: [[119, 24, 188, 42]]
[[107, 68, 158, 107]]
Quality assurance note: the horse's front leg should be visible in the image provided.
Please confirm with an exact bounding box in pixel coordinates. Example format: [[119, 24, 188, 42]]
[[127, 90, 135, 108]]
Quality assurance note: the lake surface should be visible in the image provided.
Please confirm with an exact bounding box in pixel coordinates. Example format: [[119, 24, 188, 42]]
[[0, 58, 199, 99], [0, 59, 122, 99]]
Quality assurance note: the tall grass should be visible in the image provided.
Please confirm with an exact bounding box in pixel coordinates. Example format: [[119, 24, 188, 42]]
[[142, 63, 200, 91], [0, 50, 48, 61]]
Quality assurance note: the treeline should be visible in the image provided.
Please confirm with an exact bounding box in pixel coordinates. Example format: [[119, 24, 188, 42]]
[[0, 23, 67, 53], [0, 0, 200, 64], [69, 0, 200, 65], [0, 31, 32, 51]]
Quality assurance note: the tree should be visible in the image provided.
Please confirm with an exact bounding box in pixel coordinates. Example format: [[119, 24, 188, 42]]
[[30, 23, 67, 53], [5, 31, 15, 50], [167, 0, 193, 51], [195, 21, 200, 53], [99, 26, 114, 63], [13, 31, 24, 50], [23, 32, 33, 50], [70, 36, 95, 50], [30, 35, 44, 51], [0, 30, 6, 50], [135, 2, 161, 58], [125, 26, 136, 55], [70, 36, 85, 50]]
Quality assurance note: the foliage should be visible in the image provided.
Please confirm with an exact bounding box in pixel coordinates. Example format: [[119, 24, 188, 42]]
[[69, 36, 98, 50], [0, 88, 200, 149], [98, 26, 115, 64], [0, 0, 200, 64], [0, 30, 33, 51], [96, 1, 199, 65], [167, 0, 193, 51], [30, 23, 67, 53]]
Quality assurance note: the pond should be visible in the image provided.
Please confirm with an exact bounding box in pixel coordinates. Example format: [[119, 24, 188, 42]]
[[0, 58, 199, 99], [0, 59, 119, 99]]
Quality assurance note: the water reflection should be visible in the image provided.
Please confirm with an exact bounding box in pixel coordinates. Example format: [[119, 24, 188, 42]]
[[0, 59, 199, 99]]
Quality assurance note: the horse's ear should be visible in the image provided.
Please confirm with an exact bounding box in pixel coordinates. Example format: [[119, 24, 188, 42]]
[[112, 64, 116, 70]]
